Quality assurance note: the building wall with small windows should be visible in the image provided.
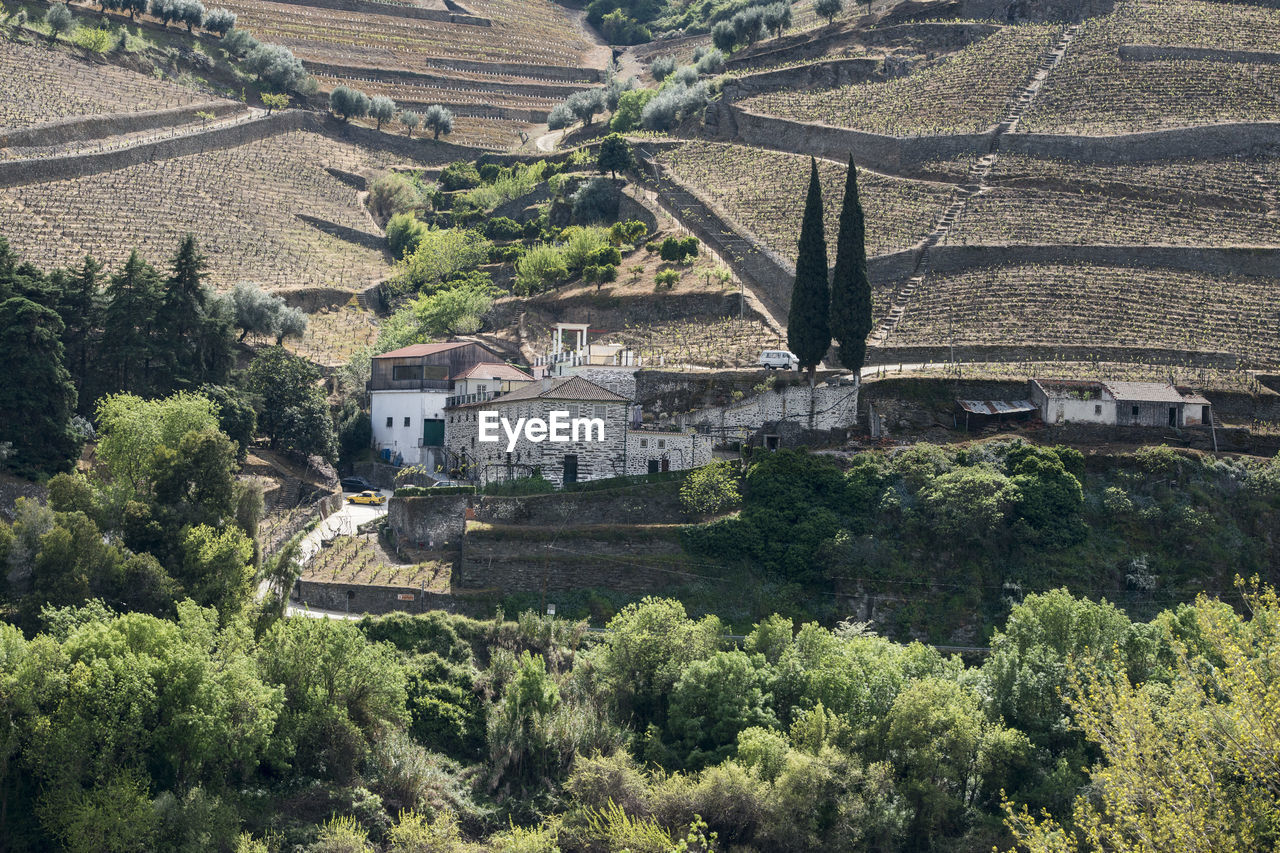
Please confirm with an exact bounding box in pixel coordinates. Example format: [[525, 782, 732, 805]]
[[445, 397, 628, 485], [370, 389, 450, 466], [625, 430, 712, 475]]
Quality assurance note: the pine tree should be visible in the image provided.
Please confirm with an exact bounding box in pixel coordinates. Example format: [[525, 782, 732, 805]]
[[157, 235, 208, 387], [0, 297, 81, 477], [830, 155, 873, 375], [787, 157, 830, 382], [57, 256, 103, 398], [102, 250, 163, 393]]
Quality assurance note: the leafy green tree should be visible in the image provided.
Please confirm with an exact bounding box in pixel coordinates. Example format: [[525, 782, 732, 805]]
[[514, 245, 568, 295], [258, 617, 409, 781], [0, 298, 82, 477], [592, 597, 724, 730], [151, 428, 239, 531], [204, 7, 236, 35], [762, 2, 792, 37], [243, 347, 336, 460], [396, 227, 491, 292], [178, 523, 254, 616], [571, 177, 621, 224], [829, 156, 872, 374], [245, 43, 309, 91], [711, 20, 737, 52], [679, 461, 742, 516], [787, 158, 830, 381], [610, 88, 657, 132], [597, 133, 634, 179], [667, 650, 777, 769], [95, 391, 220, 495]]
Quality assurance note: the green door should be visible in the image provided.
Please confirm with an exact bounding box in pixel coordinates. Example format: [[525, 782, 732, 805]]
[[423, 419, 445, 447]]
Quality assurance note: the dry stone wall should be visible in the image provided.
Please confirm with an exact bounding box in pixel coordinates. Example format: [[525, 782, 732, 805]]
[[472, 481, 690, 526], [865, 344, 1243, 369], [1118, 44, 1280, 65], [294, 579, 454, 614], [663, 378, 861, 433], [267, 0, 490, 24], [0, 101, 242, 148]]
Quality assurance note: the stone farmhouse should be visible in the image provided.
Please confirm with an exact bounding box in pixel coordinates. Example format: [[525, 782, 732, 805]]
[[369, 341, 532, 469], [444, 375, 710, 485], [1030, 379, 1213, 428]]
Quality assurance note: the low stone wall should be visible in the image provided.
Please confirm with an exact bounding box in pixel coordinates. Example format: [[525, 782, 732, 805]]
[[866, 344, 1243, 369], [388, 495, 468, 550], [1119, 44, 1280, 65], [305, 62, 584, 99], [1003, 121, 1280, 164], [0, 101, 242, 148], [294, 579, 454, 614], [861, 21, 1001, 48], [414, 56, 602, 83], [727, 107, 994, 175], [920, 244, 1280, 280], [723, 58, 885, 100], [472, 481, 689, 526], [635, 368, 843, 417], [267, 0, 490, 24], [0, 110, 316, 189], [458, 533, 689, 593]]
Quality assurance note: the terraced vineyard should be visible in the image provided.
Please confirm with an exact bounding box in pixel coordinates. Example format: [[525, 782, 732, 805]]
[[613, 318, 786, 368], [304, 534, 450, 589], [888, 264, 1280, 366], [943, 186, 1280, 246], [0, 39, 215, 130], [988, 154, 1275, 207], [1020, 2, 1280, 133], [0, 130, 450, 292], [739, 24, 1057, 135], [657, 141, 954, 260]]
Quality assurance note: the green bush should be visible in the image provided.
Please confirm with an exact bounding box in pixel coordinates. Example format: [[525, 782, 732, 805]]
[[439, 162, 482, 191], [393, 485, 476, 497], [485, 217, 524, 240]]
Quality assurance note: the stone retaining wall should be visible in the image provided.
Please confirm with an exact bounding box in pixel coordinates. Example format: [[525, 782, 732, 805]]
[[665, 378, 861, 432], [722, 58, 885, 100], [294, 579, 455, 614], [472, 481, 689, 527], [414, 56, 602, 83], [0, 110, 317, 189], [388, 495, 468, 550], [921, 244, 1280, 279], [305, 61, 585, 99], [458, 534, 688, 593], [867, 344, 1243, 369], [0, 100, 242, 148], [267, 0, 490, 24], [1003, 121, 1280, 163], [1118, 44, 1280, 64]]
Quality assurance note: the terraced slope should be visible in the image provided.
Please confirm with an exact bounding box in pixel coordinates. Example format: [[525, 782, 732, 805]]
[[657, 141, 955, 260], [887, 264, 1280, 366], [0, 39, 214, 130], [220, 0, 604, 144], [738, 24, 1057, 135], [0, 130, 447, 292], [1020, 0, 1280, 133]]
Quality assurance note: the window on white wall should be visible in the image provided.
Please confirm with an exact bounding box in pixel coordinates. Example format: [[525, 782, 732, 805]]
[[385, 417, 393, 428], [404, 417, 411, 427]]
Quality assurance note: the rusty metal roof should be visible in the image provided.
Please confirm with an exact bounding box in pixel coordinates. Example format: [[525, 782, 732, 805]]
[[957, 399, 1039, 415]]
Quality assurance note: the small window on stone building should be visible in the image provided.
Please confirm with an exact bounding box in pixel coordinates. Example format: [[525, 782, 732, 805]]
[[1131, 406, 1140, 417], [657, 440, 665, 449], [471, 437, 476, 447], [594, 404, 607, 419], [639, 439, 648, 448], [1095, 404, 1102, 415]]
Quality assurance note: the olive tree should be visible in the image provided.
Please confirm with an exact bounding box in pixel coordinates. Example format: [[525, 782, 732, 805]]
[[43, 3, 74, 41], [330, 85, 371, 123], [399, 110, 422, 137], [369, 95, 396, 131], [203, 6, 235, 34], [422, 104, 454, 140]]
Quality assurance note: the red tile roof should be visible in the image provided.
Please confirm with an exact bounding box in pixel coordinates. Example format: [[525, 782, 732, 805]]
[[374, 341, 474, 359], [452, 362, 534, 382]]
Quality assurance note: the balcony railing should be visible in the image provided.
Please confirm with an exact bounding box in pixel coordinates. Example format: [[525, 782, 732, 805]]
[[532, 348, 656, 368], [445, 390, 501, 408]]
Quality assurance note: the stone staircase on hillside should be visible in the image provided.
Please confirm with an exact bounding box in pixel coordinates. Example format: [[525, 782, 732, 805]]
[[868, 25, 1080, 352]]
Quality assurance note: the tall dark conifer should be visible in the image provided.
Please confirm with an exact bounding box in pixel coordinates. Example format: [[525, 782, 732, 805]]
[[158, 235, 208, 386], [57, 256, 103, 400], [102, 250, 163, 393], [830, 155, 873, 374], [787, 158, 830, 382]]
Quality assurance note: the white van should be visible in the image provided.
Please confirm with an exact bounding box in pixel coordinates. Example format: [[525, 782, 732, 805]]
[[758, 350, 799, 371]]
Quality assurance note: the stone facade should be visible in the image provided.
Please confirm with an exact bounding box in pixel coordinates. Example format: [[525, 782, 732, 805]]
[[625, 430, 713, 474], [387, 495, 468, 550], [664, 378, 861, 435], [446, 388, 630, 485]]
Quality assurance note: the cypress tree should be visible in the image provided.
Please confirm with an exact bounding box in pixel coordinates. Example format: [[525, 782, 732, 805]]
[[102, 250, 163, 393], [787, 157, 830, 382], [830, 155, 873, 374]]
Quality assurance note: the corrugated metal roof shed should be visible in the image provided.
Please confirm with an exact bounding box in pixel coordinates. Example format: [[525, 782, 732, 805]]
[[957, 400, 1038, 415]]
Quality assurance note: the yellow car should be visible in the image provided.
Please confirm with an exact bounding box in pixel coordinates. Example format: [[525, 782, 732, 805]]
[[346, 490, 385, 506]]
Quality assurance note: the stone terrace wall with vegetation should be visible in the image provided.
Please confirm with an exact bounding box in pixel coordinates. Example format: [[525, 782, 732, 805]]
[[0, 101, 242, 148], [471, 481, 690, 527]]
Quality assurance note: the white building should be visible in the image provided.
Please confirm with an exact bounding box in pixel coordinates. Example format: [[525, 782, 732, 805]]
[[369, 340, 529, 469], [1029, 379, 1213, 428]]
